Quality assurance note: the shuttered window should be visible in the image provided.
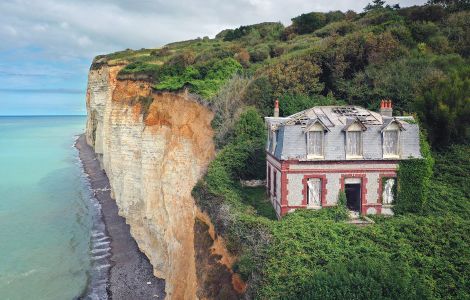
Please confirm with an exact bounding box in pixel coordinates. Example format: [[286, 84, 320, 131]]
[[307, 131, 323, 157], [307, 178, 321, 207], [346, 131, 362, 157], [384, 130, 399, 156]]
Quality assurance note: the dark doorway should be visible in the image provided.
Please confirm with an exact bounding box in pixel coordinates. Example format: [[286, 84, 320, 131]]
[[345, 184, 361, 211]]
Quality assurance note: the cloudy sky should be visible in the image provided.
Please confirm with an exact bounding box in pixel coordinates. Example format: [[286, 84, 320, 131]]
[[0, 0, 426, 115]]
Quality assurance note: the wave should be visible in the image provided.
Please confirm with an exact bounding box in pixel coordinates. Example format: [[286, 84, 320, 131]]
[[73, 137, 110, 300]]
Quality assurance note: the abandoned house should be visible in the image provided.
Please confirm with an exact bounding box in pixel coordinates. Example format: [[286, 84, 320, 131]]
[[265, 100, 421, 219]]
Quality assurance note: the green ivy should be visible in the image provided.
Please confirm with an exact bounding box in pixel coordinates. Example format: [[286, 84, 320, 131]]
[[395, 131, 434, 214]]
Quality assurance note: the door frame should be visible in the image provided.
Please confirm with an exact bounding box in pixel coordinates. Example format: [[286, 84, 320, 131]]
[[340, 174, 368, 215]]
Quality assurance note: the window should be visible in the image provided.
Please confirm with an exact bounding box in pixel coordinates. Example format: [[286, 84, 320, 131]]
[[307, 178, 321, 207], [269, 130, 277, 153], [383, 130, 399, 157], [273, 171, 277, 197], [346, 131, 362, 157], [267, 166, 271, 195], [307, 131, 323, 157]]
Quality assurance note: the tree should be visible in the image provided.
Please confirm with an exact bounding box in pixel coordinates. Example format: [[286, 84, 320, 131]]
[[292, 12, 327, 34], [427, 0, 470, 12], [415, 68, 470, 148], [244, 76, 274, 117], [264, 57, 324, 97], [364, 0, 386, 11]]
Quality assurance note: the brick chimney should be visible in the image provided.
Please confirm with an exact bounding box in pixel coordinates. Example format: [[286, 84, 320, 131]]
[[274, 99, 279, 117], [380, 99, 393, 117]]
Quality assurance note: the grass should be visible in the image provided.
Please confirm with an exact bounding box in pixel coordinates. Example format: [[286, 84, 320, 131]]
[[240, 186, 277, 220]]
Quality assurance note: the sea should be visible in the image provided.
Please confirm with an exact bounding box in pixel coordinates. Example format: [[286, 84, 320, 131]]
[[0, 116, 109, 300]]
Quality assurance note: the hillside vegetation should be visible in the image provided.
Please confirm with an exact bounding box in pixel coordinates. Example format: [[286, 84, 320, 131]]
[[97, 1, 470, 298]]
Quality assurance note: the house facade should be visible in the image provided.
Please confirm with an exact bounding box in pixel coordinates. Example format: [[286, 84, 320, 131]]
[[265, 100, 421, 219]]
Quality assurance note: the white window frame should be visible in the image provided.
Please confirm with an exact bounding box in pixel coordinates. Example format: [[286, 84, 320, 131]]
[[345, 124, 363, 159], [382, 124, 400, 159], [306, 123, 325, 160]]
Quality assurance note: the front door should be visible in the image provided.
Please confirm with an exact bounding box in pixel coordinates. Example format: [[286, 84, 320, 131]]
[[345, 183, 361, 211]]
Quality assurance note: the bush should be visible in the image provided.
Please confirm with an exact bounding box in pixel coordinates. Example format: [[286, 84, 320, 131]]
[[395, 132, 434, 214], [118, 61, 160, 78], [243, 76, 274, 116], [155, 58, 242, 99], [278, 94, 345, 116], [233, 48, 250, 67], [263, 56, 324, 97], [292, 258, 431, 300], [411, 21, 440, 42], [292, 12, 327, 34], [414, 65, 470, 148], [249, 45, 270, 63], [211, 75, 251, 148]]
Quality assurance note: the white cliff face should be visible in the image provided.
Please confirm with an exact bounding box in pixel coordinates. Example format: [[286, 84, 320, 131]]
[[86, 64, 215, 299]]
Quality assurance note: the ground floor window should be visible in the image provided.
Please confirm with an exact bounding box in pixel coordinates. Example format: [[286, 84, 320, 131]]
[[382, 177, 396, 205], [307, 178, 321, 207], [273, 171, 277, 197]]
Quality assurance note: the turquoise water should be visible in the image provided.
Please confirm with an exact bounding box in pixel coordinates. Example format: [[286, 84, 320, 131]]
[[0, 116, 106, 299]]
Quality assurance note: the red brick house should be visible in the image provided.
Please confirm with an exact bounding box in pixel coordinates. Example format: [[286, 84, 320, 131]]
[[265, 100, 421, 219]]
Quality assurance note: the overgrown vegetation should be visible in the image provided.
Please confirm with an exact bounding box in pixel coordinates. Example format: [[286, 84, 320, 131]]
[[100, 1, 469, 298], [396, 131, 434, 214]]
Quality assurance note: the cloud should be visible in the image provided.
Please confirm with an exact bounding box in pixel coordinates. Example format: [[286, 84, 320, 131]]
[[0, 0, 427, 115], [0, 0, 427, 60]]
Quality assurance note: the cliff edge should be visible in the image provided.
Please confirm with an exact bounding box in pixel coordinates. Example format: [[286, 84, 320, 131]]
[[85, 62, 224, 299]]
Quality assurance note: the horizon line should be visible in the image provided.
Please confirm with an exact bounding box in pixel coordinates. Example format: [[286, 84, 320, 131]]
[[0, 114, 87, 117]]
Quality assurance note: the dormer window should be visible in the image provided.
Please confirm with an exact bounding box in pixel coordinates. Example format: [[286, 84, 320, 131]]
[[343, 120, 366, 159], [382, 120, 403, 158], [307, 131, 323, 157], [269, 128, 278, 154], [305, 120, 328, 159], [383, 130, 398, 156]]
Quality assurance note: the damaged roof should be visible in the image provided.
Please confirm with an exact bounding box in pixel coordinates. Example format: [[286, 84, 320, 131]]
[[265, 106, 422, 161]]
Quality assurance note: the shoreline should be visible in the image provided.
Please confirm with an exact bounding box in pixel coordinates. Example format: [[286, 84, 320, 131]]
[[76, 134, 165, 299]]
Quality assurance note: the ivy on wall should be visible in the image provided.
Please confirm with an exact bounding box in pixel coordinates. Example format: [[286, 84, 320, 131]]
[[395, 131, 434, 214]]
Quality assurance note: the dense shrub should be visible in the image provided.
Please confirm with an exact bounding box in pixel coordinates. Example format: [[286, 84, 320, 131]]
[[444, 11, 470, 57], [258, 210, 469, 299], [278, 94, 345, 116], [243, 76, 274, 116], [249, 45, 270, 63], [263, 56, 324, 97], [118, 61, 160, 78], [292, 12, 328, 34], [155, 58, 242, 99], [414, 65, 470, 148], [211, 75, 252, 148], [395, 132, 434, 214], [411, 21, 440, 42]]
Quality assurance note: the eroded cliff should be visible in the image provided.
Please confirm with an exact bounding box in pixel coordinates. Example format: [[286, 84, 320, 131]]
[[85, 62, 235, 299]]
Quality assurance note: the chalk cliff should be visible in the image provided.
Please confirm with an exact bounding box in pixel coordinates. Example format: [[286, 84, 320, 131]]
[[85, 61, 229, 299]]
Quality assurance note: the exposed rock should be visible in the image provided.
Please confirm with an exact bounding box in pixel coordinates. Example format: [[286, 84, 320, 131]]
[[85, 64, 217, 299]]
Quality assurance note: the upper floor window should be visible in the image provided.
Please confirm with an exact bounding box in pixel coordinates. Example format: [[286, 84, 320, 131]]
[[345, 122, 365, 158], [346, 131, 362, 157], [382, 121, 401, 157], [269, 130, 277, 154], [305, 122, 327, 159], [383, 130, 398, 156], [307, 131, 323, 157]]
